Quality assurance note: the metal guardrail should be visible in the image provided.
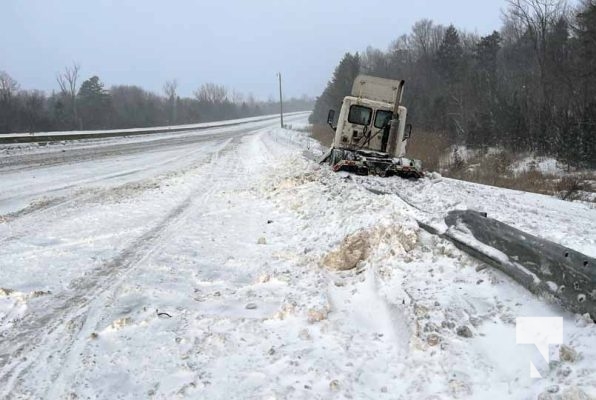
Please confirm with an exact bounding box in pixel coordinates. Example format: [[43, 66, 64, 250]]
[[0, 112, 309, 145], [443, 210, 596, 319], [364, 184, 596, 319]]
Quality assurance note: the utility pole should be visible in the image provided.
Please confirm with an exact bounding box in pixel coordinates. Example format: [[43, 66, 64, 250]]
[[277, 72, 284, 128]]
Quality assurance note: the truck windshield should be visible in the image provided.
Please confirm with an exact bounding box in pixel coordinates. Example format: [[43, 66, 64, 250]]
[[374, 110, 392, 128], [348, 105, 372, 126]]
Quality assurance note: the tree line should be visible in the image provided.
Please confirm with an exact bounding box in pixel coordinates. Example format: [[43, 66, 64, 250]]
[[0, 65, 313, 134], [311, 0, 596, 168]]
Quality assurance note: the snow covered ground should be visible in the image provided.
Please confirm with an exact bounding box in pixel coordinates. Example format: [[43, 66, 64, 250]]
[[0, 115, 595, 399]]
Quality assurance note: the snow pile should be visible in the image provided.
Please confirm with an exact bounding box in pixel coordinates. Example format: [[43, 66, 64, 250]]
[[357, 173, 596, 258], [322, 223, 417, 271], [512, 156, 565, 176]]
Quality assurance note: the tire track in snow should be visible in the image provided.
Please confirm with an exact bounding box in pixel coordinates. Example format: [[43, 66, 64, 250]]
[[0, 123, 268, 172], [0, 137, 241, 397], [0, 138, 228, 247], [0, 133, 242, 217]]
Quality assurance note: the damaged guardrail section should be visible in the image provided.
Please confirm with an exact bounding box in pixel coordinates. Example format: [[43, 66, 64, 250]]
[[444, 210, 596, 319]]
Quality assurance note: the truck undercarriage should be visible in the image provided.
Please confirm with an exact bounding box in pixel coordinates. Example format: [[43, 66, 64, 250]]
[[320, 148, 424, 179]]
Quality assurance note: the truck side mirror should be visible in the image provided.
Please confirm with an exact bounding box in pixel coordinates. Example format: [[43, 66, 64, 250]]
[[403, 123, 413, 141], [327, 109, 336, 131]]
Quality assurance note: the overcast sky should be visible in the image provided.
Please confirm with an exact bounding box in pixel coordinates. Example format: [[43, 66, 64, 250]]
[[2, 0, 507, 100]]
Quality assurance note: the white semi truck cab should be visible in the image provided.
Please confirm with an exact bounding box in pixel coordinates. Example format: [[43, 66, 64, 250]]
[[320, 75, 423, 178]]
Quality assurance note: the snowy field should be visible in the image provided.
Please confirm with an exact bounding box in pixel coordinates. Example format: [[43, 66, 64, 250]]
[[0, 115, 595, 399]]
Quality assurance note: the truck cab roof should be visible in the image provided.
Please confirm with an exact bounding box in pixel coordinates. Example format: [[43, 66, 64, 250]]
[[351, 75, 404, 104]]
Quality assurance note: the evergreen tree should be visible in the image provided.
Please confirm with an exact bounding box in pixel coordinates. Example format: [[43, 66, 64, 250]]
[[435, 25, 466, 140], [476, 31, 501, 82], [78, 76, 111, 129], [468, 31, 502, 146], [436, 25, 464, 84]]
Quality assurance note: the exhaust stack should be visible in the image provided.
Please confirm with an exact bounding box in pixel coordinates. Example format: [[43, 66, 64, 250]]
[[386, 80, 405, 157]]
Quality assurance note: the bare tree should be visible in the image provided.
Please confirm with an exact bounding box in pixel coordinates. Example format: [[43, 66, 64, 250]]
[[505, 0, 569, 116], [56, 62, 80, 97], [56, 62, 81, 128], [460, 31, 480, 52], [362, 46, 391, 77], [194, 83, 228, 103], [163, 79, 177, 99], [505, 0, 568, 66], [230, 89, 244, 104], [0, 71, 19, 102], [163, 79, 178, 124], [388, 34, 411, 53], [411, 19, 434, 58]]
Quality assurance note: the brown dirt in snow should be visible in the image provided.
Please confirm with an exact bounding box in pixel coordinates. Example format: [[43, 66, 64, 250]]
[[322, 224, 417, 271]]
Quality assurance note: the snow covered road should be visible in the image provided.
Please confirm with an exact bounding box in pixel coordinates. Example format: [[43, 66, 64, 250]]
[[0, 117, 595, 399]]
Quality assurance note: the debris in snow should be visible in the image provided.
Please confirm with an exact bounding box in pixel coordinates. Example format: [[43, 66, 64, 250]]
[[274, 303, 296, 320], [245, 303, 258, 310], [414, 304, 429, 318], [0, 288, 14, 296], [90, 332, 99, 340], [31, 290, 51, 298], [329, 380, 341, 391], [427, 333, 441, 346], [257, 237, 267, 245], [547, 385, 561, 394], [456, 325, 474, 338], [156, 309, 172, 319], [307, 307, 329, 323], [110, 317, 132, 330], [424, 322, 439, 332], [267, 220, 273, 224], [442, 320, 456, 330], [559, 345, 578, 363], [557, 365, 573, 378]]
